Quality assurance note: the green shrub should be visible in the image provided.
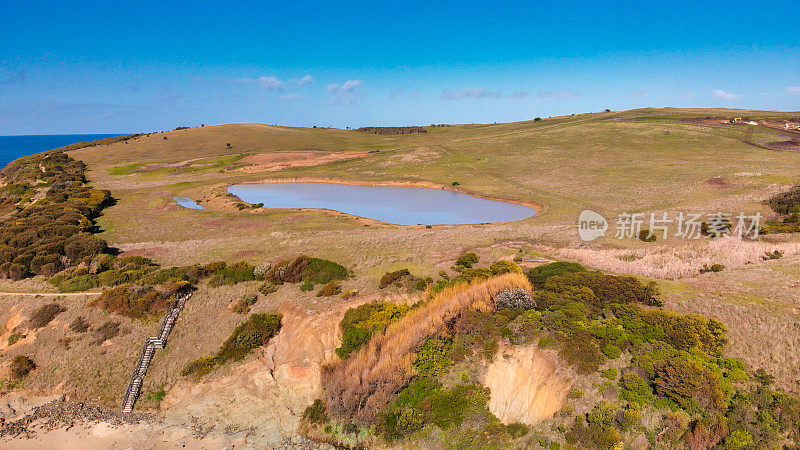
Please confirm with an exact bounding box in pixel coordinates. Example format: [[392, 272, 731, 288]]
[[378, 269, 411, 288], [601, 368, 618, 380], [180, 356, 216, 377], [258, 281, 278, 295], [93, 281, 190, 318], [181, 313, 283, 377], [602, 344, 622, 359], [559, 330, 605, 373], [29, 303, 67, 328], [208, 261, 255, 286], [335, 302, 409, 359], [91, 321, 120, 345], [767, 184, 800, 215], [232, 294, 258, 314], [619, 372, 654, 404], [381, 379, 492, 440], [316, 280, 342, 297], [544, 271, 662, 307], [700, 263, 725, 274], [10, 355, 36, 379], [586, 401, 622, 448], [506, 422, 529, 438], [414, 276, 433, 291], [527, 262, 587, 288], [7, 331, 25, 346], [183, 313, 282, 377], [145, 389, 166, 403], [653, 359, 727, 410], [639, 309, 727, 356], [568, 388, 584, 399], [489, 260, 522, 275], [763, 250, 783, 260], [218, 313, 282, 361], [56, 274, 99, 292], [265, 255, 347, 287], [300, 280, 314, 292], [413, 336, 453, 377], [638, 229, 657, 242], [69, 316, 89, 333], [725, 429, 755, 449], [302, 399, 329, 425], [455, 252, 479, 268]]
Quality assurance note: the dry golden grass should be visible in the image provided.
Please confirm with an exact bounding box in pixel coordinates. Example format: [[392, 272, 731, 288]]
[[322, 273, 531, 423]]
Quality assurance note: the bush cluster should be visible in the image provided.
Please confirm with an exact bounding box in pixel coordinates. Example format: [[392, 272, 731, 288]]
[[378, 269, 411, 288], [335, 302, 410, 359], [319, 263, 800, 448], [0, 151, 113, 280], [526, 261, 587, 288], [455, 252, 479, 269], [231, 294, 258, 314], [10, 355, 36, 380], [181, 313, 282, 377], [380, 377, 494, 441], [316, 280, 342, 297], [378, 269, 430, 292], [263, 255, 348, 289], [92, 280, 191, 319], [28, 303, 66, 328], [763, 185, 800, 233], [91, 321, 121, 345], [494, 288, 536, 309]]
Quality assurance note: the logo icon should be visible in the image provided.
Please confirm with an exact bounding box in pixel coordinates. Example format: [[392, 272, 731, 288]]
[[577, 210, 607, 242]]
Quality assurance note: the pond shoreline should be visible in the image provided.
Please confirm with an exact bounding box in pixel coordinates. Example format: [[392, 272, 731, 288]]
[[224, 177, 545, 226]]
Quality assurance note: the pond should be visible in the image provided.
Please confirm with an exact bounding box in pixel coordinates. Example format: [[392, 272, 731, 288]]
[[227, 182, 536, 225], [173, 196, 205, 210]]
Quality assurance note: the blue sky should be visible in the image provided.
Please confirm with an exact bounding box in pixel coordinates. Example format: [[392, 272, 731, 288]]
[[1, 1, 799, 134]]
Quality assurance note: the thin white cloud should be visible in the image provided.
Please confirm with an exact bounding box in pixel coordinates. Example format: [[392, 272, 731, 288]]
[[631, 91, 649, 99], [280, 93, 303, 100], [536, 89, 579, 99], [440, 88, 530, 101], [786, 86, 800, 95], [227, 76, 284, 91], [712, 89, 740, 101], [441, 87, 501, 100], [295, 75, 313, 86], [326, 79, 362, 103], [507, 91, 530, 100]]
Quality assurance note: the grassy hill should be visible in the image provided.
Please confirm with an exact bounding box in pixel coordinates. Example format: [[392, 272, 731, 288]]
[[2, 107, 800, 447], [64, 108, 800, 263]]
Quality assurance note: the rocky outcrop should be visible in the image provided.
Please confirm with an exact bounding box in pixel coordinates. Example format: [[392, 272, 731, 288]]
[[161, 300, 350, 446], [484, 343, 572, 425]]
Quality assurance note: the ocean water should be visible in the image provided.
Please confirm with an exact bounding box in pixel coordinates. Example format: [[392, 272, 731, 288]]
[[0, 134, 121, 170], [228, 182, 537, 225]]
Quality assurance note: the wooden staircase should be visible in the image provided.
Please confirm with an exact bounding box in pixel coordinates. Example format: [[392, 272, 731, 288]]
[[121, 289, 193, 413]]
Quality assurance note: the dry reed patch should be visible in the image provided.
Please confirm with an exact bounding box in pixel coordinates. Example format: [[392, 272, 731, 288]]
[[546, 238, 800, 279], [322, 273, 531, 423]]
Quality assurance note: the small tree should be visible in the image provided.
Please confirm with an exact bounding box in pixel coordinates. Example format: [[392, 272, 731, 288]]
[[11, 355, 36, 379]]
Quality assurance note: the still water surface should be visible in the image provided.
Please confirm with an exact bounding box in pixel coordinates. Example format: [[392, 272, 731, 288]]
[[227, 182, 536, 225], [173, 197, 205, 210]]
